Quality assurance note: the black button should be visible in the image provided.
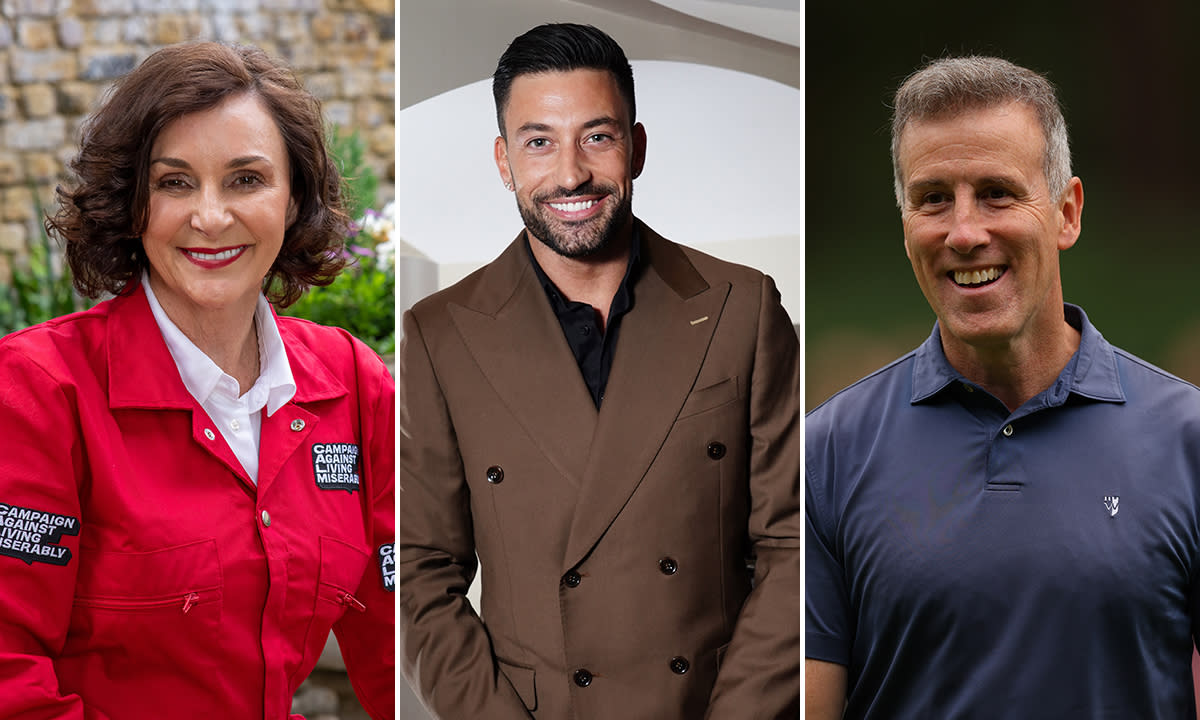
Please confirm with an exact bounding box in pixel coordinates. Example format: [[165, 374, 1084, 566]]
[[658, 557, 678, 575], [706, 442, 726, 460], [580, 324, 592, 336], [563, 570, 581, 588], [486, 466, 504, 484], [669, 656, 689, 674], [573, 668, 593, 687]]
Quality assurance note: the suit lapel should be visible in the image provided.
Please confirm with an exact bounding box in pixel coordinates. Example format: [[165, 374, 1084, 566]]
[[449, 235, 598, 487], [563, 226, 730, 568]]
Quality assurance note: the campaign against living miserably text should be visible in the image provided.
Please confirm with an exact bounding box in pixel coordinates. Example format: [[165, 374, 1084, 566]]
[[0, 502, 80, 566]]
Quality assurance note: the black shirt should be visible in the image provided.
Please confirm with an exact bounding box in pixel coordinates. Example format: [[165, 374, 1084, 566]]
[[525, 228, 641, 408]]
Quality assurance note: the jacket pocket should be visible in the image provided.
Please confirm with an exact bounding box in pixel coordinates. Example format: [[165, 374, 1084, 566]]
[[293, 536, 370, 681], [714, 641, 731, 672], [497, 656, 538, 711], [678, 376, 738, 419], [313, 535, 370, 616], [69, 539, 223, 655]]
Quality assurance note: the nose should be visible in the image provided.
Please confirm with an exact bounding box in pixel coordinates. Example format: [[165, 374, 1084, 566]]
[[190, 186, 233, 237], [944, 194, 988, 254], [553, 142, 591, 191]]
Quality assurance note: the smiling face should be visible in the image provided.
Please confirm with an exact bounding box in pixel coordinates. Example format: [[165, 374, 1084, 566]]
[[494, 68, 646, 258], [143, 92, 295, 323], [898, 101, 1083, 360]]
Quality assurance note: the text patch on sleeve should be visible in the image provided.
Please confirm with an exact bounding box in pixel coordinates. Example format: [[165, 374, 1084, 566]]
[[312, 443, 361, 493], [379, 543, 395, 592], [0, 502, 79, 566]]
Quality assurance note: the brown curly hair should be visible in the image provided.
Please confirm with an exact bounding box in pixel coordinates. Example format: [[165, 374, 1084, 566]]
[[47, 42, 350, 308]]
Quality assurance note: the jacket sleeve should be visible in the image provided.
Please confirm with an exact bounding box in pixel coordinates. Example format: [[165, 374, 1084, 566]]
[[0, 345, 109, 718], [398, 309, 533, 719], [705, 274, 801, 719], [332, 343, 396, 720]]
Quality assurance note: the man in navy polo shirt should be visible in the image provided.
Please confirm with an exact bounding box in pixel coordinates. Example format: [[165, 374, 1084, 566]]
[[806, 55, 1200, 718]]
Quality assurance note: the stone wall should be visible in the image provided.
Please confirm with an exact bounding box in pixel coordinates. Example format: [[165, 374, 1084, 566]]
[[0, 0, 395, 283]]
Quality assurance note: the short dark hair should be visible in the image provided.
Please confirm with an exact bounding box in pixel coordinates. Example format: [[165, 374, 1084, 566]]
[[48, 42, 350, 307], [492, 23, 636, 137]]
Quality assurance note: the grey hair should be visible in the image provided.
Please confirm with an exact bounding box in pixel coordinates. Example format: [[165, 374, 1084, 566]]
[[890, 55, 1071, 207]]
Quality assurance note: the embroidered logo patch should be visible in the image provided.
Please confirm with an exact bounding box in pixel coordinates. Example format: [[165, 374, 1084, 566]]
[[312, 443, 361, 492], [1104, 495, 1120, 517], [378, 542, 395, 593], [0, 502, 79, 566]]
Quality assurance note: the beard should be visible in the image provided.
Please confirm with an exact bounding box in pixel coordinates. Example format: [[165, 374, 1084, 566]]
[[517, 181, 633, 259]]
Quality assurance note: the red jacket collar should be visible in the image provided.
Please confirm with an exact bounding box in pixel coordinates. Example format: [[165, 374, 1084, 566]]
[[107, 283, 345, 409]]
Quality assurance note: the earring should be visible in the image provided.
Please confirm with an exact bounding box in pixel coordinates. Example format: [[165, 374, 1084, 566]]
[[504, 181, 513, 191]]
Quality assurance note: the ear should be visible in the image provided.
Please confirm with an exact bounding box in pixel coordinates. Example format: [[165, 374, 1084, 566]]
[[1057, 176, 1084, 251], [286, 196, 299, 228], [631, 122, 647, 180], [494, 136, 513, 189]]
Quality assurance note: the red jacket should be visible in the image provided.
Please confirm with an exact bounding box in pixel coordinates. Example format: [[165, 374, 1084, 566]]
[[0, 284, 395, 719]]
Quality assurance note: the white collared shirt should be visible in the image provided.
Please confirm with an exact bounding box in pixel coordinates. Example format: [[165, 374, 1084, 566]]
[[142, 274, 296, 484]]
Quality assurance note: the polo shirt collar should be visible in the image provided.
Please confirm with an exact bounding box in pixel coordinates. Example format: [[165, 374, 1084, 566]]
[[141, 274, 296, 417], [911, 303, 1126, 406]]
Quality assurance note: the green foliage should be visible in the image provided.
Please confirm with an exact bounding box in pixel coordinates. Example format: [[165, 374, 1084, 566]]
[[328, 126, 379, 222], [281, 126, 395, 357], [0, 202, 85, 338], [282, 230, 396, 357], [280, 127, 393, 357]]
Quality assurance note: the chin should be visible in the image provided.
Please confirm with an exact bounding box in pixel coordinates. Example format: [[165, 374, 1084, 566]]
[[942, 318, 1021, 350]]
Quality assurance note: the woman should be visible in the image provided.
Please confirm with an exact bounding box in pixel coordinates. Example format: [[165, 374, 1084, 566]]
[[0, 43, 394, 718]]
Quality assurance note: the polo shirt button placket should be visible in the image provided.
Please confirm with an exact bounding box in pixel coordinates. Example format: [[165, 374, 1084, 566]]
[[1002, 424, 1014, 437]]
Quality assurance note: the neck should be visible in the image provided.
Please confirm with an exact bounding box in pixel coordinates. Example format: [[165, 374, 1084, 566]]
[[529, 227, 632, 331], [152, 284, 262, 395], [942, 319, 1080, 412]]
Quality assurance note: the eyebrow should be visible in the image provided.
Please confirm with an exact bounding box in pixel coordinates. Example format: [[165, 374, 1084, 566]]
[[149, 155, 272, 169], [514, 116, 622, 135], [907, 175, 1024, 193], [581, 116, 620, 130]]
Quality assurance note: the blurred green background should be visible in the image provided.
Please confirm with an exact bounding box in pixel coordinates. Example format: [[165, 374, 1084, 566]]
[[805, 2, 1200, 410]]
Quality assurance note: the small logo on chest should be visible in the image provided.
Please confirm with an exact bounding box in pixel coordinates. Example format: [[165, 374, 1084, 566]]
[[1103, 495, 1120, 517], [312, 443, 361, 493]]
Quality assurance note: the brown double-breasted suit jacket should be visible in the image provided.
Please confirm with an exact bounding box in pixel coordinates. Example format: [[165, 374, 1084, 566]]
[[399, 221, 800, 719]]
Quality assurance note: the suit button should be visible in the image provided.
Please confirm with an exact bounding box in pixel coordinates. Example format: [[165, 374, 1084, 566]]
[[706, 442, 726, 460], [669, 656, 690, 674], [573, 668, 593, 687], [563, 570, 581, 588], [658, 557, 678, 575], [486, 466, 504, 484]]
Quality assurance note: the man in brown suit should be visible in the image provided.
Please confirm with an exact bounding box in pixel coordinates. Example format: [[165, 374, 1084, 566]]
[[399, 23, 799, 719]]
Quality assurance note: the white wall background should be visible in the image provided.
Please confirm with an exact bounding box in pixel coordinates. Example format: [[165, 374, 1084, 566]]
[[398, 60, 800, 322]]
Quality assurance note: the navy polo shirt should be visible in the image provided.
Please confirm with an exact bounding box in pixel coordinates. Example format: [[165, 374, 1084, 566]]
[[806, 304, 1200, 718]]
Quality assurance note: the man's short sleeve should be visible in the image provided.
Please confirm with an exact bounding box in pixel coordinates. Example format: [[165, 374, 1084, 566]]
[[805, 430, 852, 667]]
